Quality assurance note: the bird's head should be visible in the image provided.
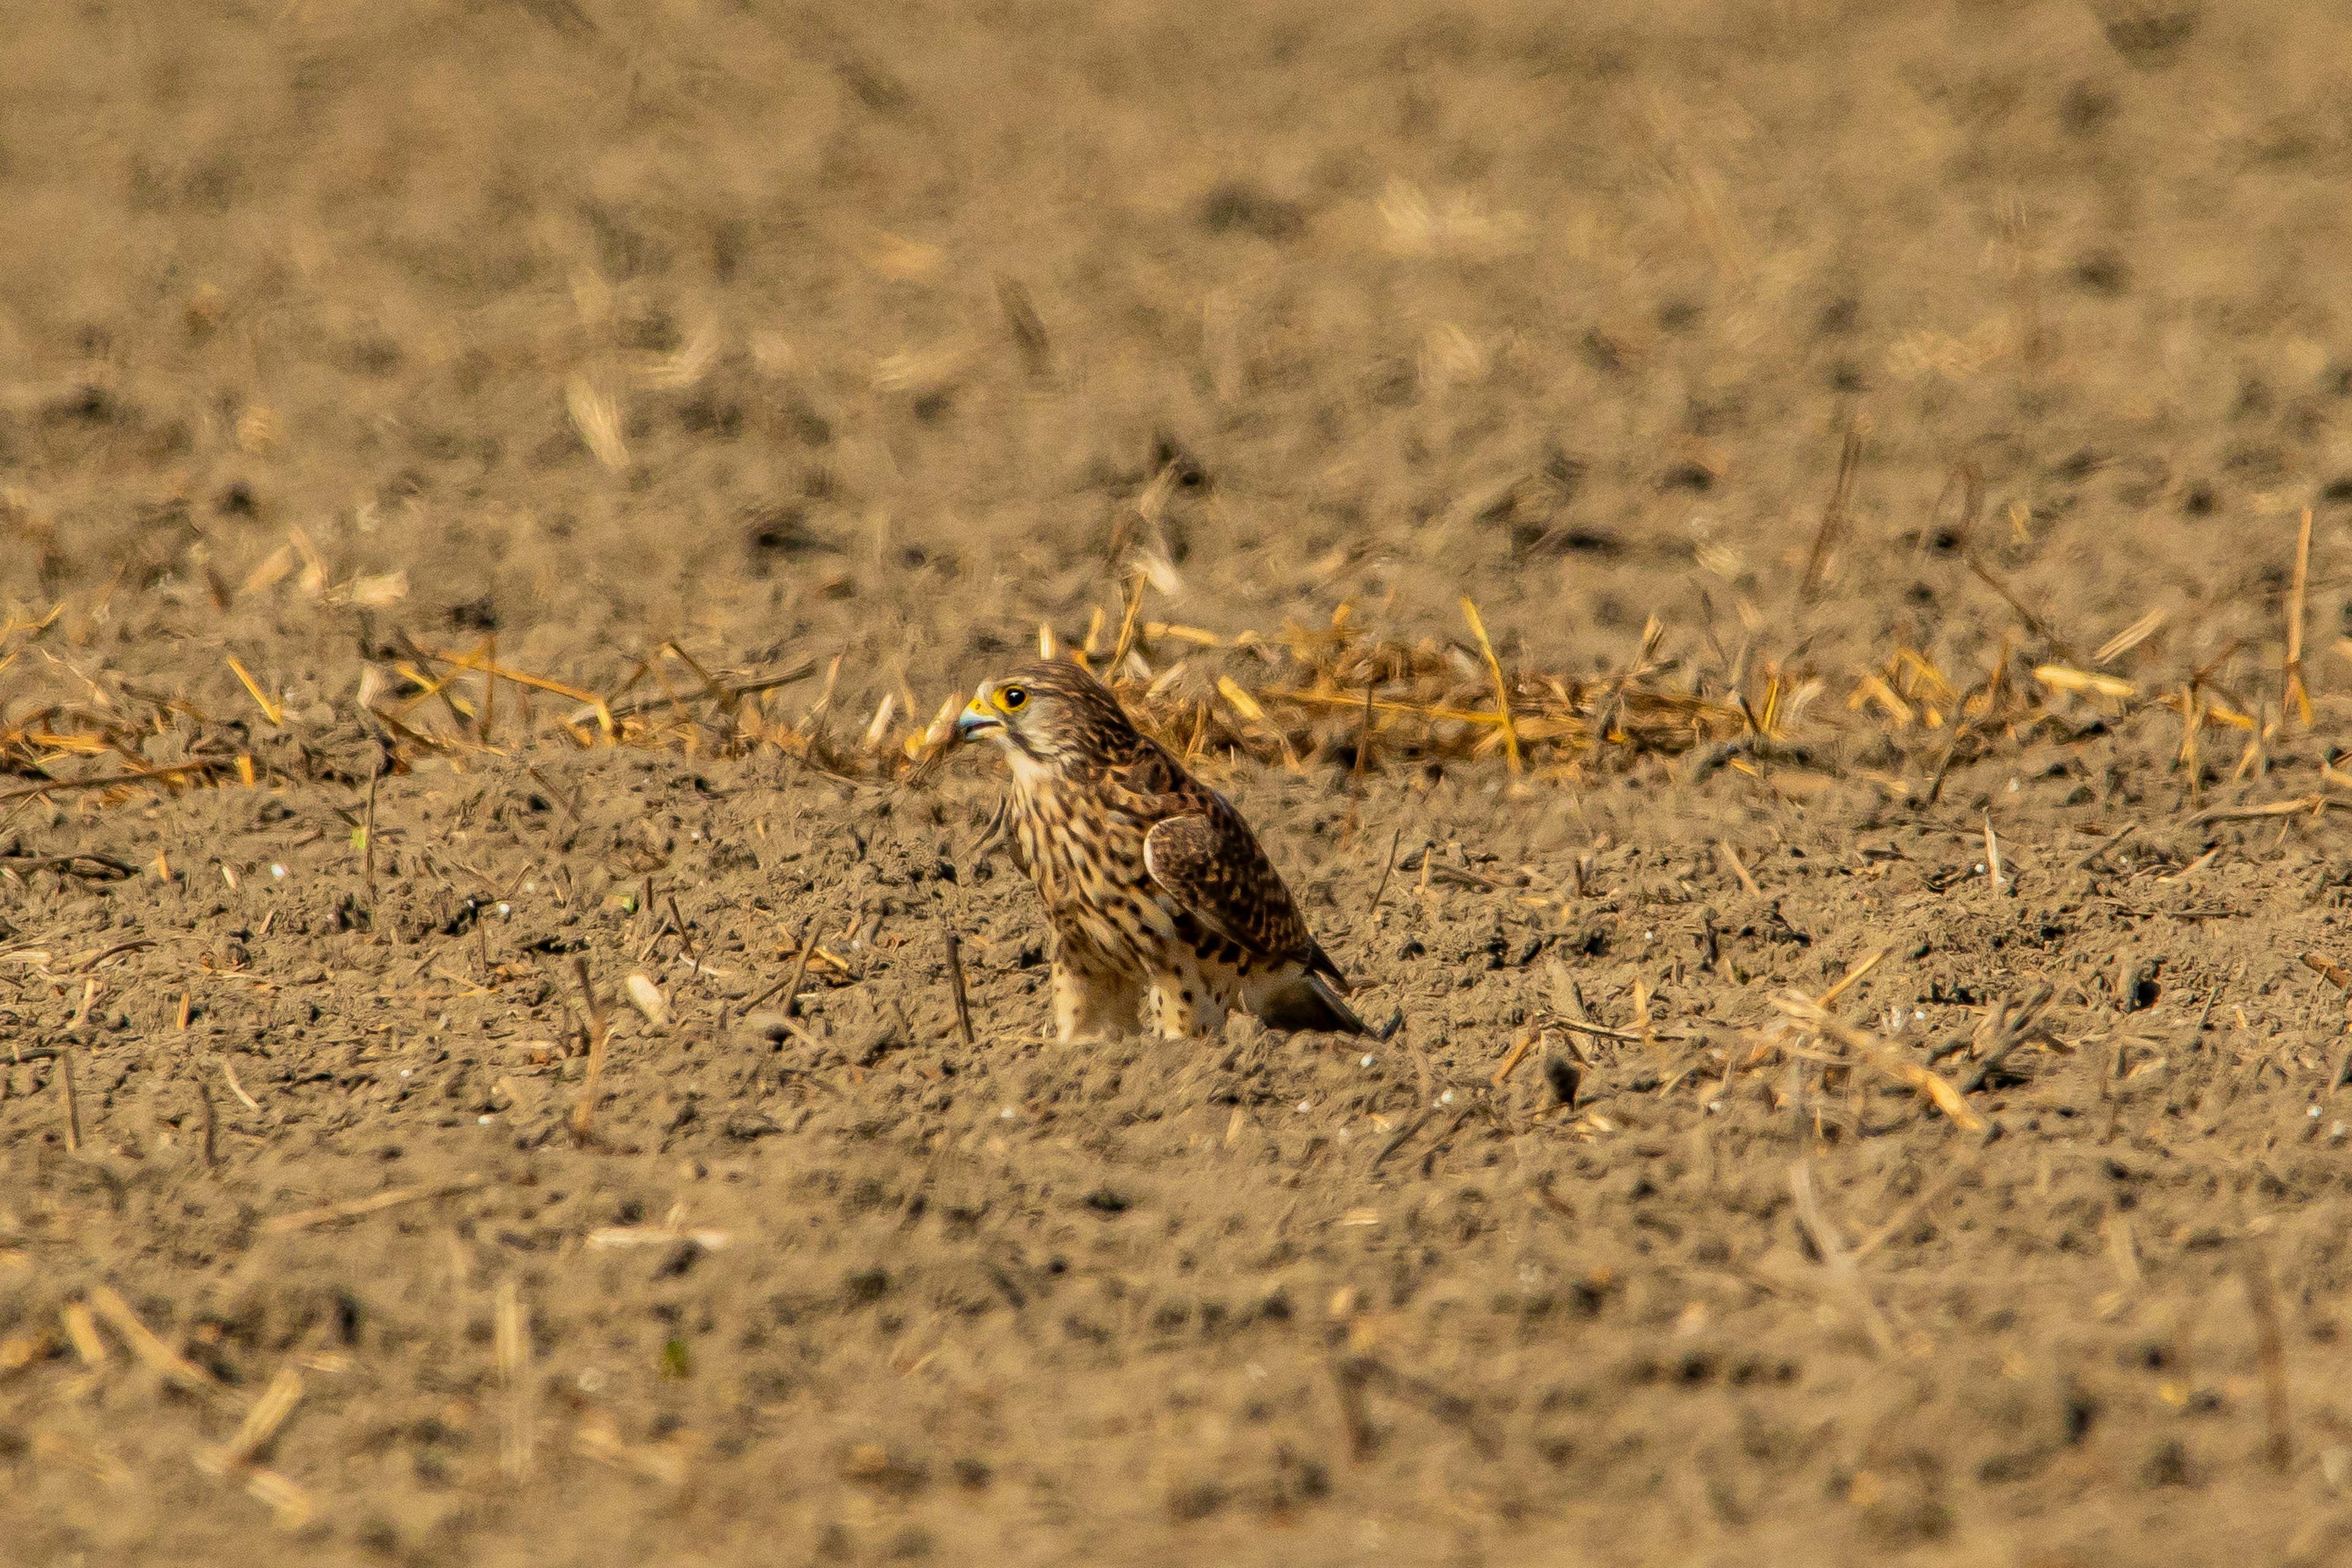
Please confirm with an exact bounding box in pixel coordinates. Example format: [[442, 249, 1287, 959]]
[[956, 658, 1139, 769]]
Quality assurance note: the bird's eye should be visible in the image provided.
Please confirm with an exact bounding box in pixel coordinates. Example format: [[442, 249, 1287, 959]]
[[1000, 685, 1028, 711]]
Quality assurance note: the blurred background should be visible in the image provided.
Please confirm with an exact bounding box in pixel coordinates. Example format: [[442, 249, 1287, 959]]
[[3, 0, 2349, 716], [9, 10, 2352, 1564]]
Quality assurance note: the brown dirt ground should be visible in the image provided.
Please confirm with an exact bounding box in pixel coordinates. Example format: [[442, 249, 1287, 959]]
[[7, 1, 2352, 1562]]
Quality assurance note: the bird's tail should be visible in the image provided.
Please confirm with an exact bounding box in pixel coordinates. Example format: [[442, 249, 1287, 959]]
[[1256, 971, 1367, 1036]]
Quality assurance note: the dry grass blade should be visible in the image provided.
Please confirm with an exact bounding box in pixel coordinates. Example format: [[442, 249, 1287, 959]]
[[1815, 946, 1887, 1011], [221, 1057, 262, 1112], [0, 761, 235, 807], [1787, 1161, 1895, 1354], [2189, 794, 2348, 826], [2, 1324, 59, 1374], [570, 957, 609, 1144], [737, 927, 819, 1017], [421, 644, 600, 706], [361, 754, 381, 905], [2073, 823, 2135, 870], [86, 1286, 220, 1395], [587, 1226, 734, 1251], [198, 1365, 304, 1475], [566, 375, 630, 472], [630, 322, 719, 391], [240, 1466, 315, 1531], [1459, 596, 1520, 772], [1365, 822, 1406, 924], [2094, 609, 2166, 666], [1773, 992, 1986, 1133], [478, 631, 497, 744], [0, 589, 1711, 813], [779, 929, 822, 1019], [624, 973, 669, 1027], [941, 926, 976, 1046], [4, 579, 2298, 827], [497, 1277, 533, 1480], [605, 658, 813, 722], [0, 851, 137, 880], [1109, 569, 1148, 673], [1490, 1028, 1537, 1086], [1114, 602, 1745, 779], [1967, 553, 2073, 660], [1216, 674, 1265, 725], [2285, 506, 2313, 726], [576, 1412, 690, 1485], [1370, 1108, 1437, 1169], [1959, 984, 2057, 1093], [1800, 420, 1863, 601], [260, 1174, 491, 1234], [58, 1044, 81, 1153], [1548, 1017, 1656, 1046], [995, 275, 1054, 378], [225, 657, 283, 726], [2035, 664, 2135, 699], [60, 1302, 107, 1366]]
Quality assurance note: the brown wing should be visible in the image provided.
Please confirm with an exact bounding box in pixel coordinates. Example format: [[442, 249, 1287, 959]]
[[1142, 806, 1348, 987]]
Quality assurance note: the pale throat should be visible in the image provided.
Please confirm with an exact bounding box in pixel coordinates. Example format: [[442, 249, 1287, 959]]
[[1000, 742, 1058, 796]]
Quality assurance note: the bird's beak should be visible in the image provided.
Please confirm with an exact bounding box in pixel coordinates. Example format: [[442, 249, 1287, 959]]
[[955, 694, 1003, 742]]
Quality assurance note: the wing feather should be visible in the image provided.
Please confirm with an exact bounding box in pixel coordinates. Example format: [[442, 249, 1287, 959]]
[[1143, 807, 1347, 986], [1112, 742, 1350, 989]]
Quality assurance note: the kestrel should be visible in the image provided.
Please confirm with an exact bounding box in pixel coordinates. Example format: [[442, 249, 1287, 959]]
[[956, 658, 1366, 1041]]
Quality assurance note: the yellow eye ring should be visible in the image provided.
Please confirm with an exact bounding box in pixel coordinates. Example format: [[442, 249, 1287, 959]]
[[999, 685, 1028, 711]]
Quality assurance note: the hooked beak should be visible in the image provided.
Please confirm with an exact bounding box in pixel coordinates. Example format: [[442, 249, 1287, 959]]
[[955, 695, 1003, 742]]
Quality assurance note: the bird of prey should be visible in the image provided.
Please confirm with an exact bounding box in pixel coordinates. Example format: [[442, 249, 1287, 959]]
[[956, 658, 1365, 1041]]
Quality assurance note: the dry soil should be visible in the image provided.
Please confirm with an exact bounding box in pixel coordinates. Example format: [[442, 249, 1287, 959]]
[[6, 2, 2352, 1564]]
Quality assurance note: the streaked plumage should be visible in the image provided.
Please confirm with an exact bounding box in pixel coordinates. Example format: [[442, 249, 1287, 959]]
[[956, 658, 1365, 1040]]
